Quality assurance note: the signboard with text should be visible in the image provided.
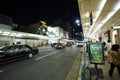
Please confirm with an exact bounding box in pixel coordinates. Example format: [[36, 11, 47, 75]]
[[88, 42, 105, 64]]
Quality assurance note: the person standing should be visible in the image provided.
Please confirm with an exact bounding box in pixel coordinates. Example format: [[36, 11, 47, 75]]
[[108, 44, 120, 77], [107, 40, 112, 51], [106, 40, 112, 60], [103, 42, 107, 60]]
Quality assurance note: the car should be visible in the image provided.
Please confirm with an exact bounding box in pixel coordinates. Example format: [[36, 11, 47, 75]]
[[55, 43, 66, 49], [76, 41, 84, 47], [0, 44, 39, 63], [66, 43, 72, 47], [51, 43, 57, 48]]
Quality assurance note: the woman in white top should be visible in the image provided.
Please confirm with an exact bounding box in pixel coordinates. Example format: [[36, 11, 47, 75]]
[[107, 40, 112, 52], [106, 40, 112, 60]]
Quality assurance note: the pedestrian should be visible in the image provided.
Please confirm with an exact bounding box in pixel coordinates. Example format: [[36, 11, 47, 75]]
[[107, 40, 112, 51], [103, 42, 107, 60], [106, 40, 112, 60], [13, 43, 15, 45], [108, 44, 120, 77], [4, 43, 7, 46]]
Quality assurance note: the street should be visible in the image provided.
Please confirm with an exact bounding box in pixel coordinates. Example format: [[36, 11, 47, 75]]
[[0, 46, 81, 80]]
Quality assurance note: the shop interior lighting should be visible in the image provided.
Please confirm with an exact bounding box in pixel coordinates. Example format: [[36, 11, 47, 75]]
[[0, 31, 3, 35], [2, 31, 10, 35], [88, 0, 107, 37], [28, 34, 36, 37], [84, 22, 89, 26], [91, 1, 120, 36], [10, 32, 17, 36], [0, 31, 2, 33], [113, 30, 117, 35], [16, 33, 23, 37], [85, 12, 90, 18]]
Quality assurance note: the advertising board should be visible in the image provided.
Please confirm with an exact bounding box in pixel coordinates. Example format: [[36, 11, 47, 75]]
[[89, 42, 105, 64]]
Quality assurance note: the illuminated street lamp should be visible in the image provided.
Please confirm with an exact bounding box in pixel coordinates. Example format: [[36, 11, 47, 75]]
[[75, 19, 79, 23], [75, 19, 80, 26]]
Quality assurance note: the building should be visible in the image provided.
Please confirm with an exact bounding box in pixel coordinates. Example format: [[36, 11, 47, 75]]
[[47, 26, 69, 44], [78, 0, 120, 44], [0, 13, 13, 26], [0, 14, 13, 30], [18, 21, 48, 36]]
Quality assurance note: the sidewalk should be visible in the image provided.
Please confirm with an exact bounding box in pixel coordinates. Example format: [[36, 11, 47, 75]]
[[96, 61, 120, 80], [79, 52, 120, 80]]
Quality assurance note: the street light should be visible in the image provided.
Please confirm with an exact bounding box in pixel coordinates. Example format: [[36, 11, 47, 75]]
[[75, 19, 79, 23], [75, 19, 80, 26]]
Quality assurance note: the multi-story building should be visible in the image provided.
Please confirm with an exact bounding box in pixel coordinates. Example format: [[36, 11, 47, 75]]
[[59, 21, 72, 39], [19, 21, 48, 36], [47, 26, 69, 44], [0, 14, 13, 30], [47, 26, 69, 39], [0, 14, 13, 46]]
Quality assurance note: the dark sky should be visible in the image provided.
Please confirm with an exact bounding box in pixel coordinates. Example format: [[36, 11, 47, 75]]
[[0, 0, 81, 31]]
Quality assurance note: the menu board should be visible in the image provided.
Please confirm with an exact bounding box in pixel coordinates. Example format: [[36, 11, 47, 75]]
[[89, 42, 105, 64]]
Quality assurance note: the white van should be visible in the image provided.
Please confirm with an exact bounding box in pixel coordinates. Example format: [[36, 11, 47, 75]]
[[76, 41, 84, 47]]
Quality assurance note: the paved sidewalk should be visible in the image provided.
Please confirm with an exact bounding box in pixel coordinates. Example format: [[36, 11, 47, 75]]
[[78, 52, 120, 80], [85, 61, 120, 80], [97, 61, 120, 80]]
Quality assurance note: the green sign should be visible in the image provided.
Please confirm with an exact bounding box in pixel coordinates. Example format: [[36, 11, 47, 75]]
[[89, 42, 105, 64]]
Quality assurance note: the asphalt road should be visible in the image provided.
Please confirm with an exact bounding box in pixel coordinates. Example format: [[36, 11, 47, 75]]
[[0, 46, 81, 80]]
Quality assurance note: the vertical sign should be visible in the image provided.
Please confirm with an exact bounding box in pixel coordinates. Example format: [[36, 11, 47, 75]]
[[89, 42, 105, 64]]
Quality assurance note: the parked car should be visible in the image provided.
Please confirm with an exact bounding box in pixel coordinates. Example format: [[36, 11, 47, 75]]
[[0, 45, 39, 63], [76, 41, 84, 47]]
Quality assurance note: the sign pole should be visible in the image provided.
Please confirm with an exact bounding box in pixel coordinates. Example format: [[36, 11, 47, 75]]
[[94, 64, 98, 80]]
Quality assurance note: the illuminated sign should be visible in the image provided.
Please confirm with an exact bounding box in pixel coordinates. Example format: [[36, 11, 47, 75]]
[[47, 26, 59, 38], [40, 21, 47, 28], [112, 26, 120, 30], [89, 42, 105, 64]]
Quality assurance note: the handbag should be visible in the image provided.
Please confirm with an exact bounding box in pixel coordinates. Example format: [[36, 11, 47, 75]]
[[107, 52, 113, 63]]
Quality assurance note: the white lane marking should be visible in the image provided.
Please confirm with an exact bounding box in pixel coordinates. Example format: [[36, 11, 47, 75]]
[[35, 51, 60, 60], [0, 70, 4, 73]]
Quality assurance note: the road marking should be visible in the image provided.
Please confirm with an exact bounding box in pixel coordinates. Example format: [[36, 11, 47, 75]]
[[35, 51, 60, 60]]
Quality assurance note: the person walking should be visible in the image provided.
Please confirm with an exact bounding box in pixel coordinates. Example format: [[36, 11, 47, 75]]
[[107, 40, 112, 51], [103, 42, 107, 60], [108, 44, 120, 77], [106, 40, 112, 60]]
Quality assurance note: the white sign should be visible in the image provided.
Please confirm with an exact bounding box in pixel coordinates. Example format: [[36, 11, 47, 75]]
[[112, 26, 120, 29]]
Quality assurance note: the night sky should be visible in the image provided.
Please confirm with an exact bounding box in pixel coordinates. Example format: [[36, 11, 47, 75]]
[[0, 0, 82, 32]]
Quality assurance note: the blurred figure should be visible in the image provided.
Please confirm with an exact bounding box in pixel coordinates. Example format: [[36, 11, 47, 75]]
[[4, 43, 7, 46], [106, 40, 112, 60], [13, 43, 15, 45], [108, 44, 120, 77], [107, 40, 112, 52], [103, 42, 107, 60]]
